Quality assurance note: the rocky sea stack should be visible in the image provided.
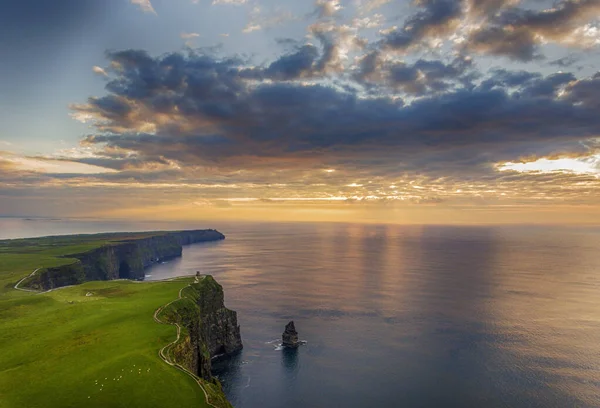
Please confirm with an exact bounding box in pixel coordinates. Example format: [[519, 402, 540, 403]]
[[282, 321, 299, 348]]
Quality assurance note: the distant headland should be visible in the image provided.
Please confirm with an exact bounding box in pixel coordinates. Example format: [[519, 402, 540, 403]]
[[3, 229, 225, 291]]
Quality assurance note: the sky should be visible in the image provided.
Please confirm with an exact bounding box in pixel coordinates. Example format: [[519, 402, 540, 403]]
[[1, 0, 600, 224]]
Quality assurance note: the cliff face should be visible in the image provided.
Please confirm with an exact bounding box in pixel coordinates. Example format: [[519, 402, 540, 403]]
[[169, 276, 243, 381], [28, 230, 225, 290]]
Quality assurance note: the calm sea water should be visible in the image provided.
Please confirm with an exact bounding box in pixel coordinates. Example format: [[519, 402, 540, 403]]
[[3, 219, 600, 407]]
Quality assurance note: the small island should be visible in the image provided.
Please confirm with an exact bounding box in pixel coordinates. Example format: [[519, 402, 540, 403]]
[[282, 321, 300, 348]]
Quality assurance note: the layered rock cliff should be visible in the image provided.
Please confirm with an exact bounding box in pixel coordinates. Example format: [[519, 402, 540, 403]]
[[25, 230, 225, 290], [168, 276, 243, 381]]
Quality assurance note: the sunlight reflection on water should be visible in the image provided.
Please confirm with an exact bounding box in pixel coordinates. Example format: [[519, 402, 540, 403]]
[[3, 219, 600, 407], [145, 222, 600, 408]]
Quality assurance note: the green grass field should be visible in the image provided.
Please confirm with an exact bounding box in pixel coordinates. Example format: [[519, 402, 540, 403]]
[[0, 232, 168, 297], [0, 234, 216, 408]]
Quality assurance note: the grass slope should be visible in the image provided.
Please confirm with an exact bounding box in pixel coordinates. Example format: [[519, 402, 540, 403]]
[[0, 232, 174, 297], [0, 233, 226, 408], [0, 278, 210, 408]]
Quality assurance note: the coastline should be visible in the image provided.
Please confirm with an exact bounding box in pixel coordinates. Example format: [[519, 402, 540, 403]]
[[7, 229, 225, 291], [1, 230, 238, 408]]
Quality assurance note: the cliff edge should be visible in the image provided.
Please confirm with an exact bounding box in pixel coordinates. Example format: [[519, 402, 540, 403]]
[[160, 276, 242, 407], [23, 229, 225, 290], [165, 276, 242, 380]]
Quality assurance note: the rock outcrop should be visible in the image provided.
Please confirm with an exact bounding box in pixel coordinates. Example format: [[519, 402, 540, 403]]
[[25, 230, 225, 290], [168, 276, 243, 381], [282, 321, 299, 348]]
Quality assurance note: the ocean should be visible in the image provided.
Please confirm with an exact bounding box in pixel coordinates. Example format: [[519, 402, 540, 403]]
[[3, 218, 600, 407]]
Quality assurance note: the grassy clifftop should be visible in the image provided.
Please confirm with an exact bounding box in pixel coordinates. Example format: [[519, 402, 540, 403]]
[[0, 230, 234, 408], [0, 278, 213, 408], [157, 276, 242, 408], [0, 229, 224, 292]]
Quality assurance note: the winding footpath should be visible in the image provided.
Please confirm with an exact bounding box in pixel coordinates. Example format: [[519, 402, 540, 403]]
[[153, 279, 220, 408], [14, 268, 81, 294], [13, 268, 41, 292]]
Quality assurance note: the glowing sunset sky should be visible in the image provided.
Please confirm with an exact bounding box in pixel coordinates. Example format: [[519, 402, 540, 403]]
[[1, 0, 600, 224]]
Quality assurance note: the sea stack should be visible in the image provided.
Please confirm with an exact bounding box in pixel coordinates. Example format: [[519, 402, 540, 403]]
[[282, 321, 299, 348]]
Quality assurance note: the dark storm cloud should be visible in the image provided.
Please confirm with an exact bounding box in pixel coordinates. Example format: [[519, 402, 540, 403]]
[[465, 0, 600, 61], [549, 54, 581, 68], [380, 0, 463, 50], [389, 57, 474, 94], [355, 53, 475, 95], [63, 155, 172, 171], [466, 27, 540, 61], [354, 50, 382, 81], [264, 45, 320, 80], [481, 69, 576, 97], [564, 72, 600, 108], [481, 69, 543, 88], [73, 50, 600, 177]]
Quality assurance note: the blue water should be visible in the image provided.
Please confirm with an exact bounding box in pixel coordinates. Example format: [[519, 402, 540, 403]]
[[145, 222, 600, 408], [3, 219, 600, 407]]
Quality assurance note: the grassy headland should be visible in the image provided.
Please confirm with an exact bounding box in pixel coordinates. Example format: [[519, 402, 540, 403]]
[[0, 232, 230, 408]]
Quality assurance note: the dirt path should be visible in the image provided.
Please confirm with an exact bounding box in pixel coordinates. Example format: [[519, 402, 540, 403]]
[[13, 268, 41, 292], [14, 268, 92, 294], [153, 279, 220, 408]]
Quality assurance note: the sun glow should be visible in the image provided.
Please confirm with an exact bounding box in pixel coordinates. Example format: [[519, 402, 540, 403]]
[[6, 156, 117, 174], [497, 155, 600, 176]]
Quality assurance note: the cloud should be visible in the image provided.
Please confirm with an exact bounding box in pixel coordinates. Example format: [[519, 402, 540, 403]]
[[253, 19, 368, 80], [0, 151, 117, 175], [181, 32, 201, 40], [480, 69, 576, 98], [467, 0, 517, 17], [364, 0, 599, 61], [181, 32, 201, 47], [264, 45, 320, 80], [359, 0, 392, 13], [498, 155, 600, 175], [315, 0, 344, 18], [548, 54, 581, 68], [380, 0, 463, 51], [465, 0, 600, 61], [563, 72, 600, 109], [355, 54, 475, 95], [70, 50, 600, 191], [4, 0, 600, 220], [131, 0, 156, 14], [92, 66, 108, 77]]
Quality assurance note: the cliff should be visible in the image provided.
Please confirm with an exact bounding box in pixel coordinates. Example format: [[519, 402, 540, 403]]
[[167, 276, 243, 381], [25, 230, 225, 290]]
